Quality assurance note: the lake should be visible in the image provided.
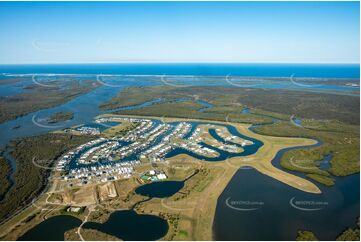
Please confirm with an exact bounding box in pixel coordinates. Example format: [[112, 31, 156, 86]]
[[214, 156, 360, 240]]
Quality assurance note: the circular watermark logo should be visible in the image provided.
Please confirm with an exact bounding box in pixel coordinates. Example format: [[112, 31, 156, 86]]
[[225, 75, 261, 88], [32, 157, 59, 171], [159, 74, 193, 88], [289, 196, 328, 211], [225, 113, 232, 125], [289, 115, 303, 128], [288, 157, 320, 170], [224, 157, 253, 169], [95, 116, 124, 129], [159, 115, 169, 125], [32, 74, 62, 88], [160, 199, 197, 211], [289, 74, 324, 88], [225, 197, 264, 211], [96, 74, 130, 88], [30, 197, 63, 212], [31, 114, 66, 129], [31, 107, 76, 129], [289, 115, 324, 130]]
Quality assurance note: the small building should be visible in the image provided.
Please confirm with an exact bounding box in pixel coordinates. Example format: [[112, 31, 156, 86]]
[[67, 207, 81, 213], [157, 173, 167, 180]]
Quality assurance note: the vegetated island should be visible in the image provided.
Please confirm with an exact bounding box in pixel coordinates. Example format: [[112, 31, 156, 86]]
[[0, 79, 100, 124], [297, 218, 360, 241], [47, 112, 74, 124]]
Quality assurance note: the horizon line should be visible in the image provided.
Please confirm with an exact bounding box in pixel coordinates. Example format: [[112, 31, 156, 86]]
[[0, 62, 360, 65]]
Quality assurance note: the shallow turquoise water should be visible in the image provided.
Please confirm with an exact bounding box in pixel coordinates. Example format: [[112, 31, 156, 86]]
[[1, 63, 359, 78]]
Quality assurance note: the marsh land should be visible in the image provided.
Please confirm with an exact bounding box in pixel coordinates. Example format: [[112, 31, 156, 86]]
[[0, 78, 99, 123]]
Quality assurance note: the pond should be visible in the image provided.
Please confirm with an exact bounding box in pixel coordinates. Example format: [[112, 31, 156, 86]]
[[135, 180, 184, 198], [18, 210, 169, 241], [83, 209, 169, 241], [18, 215, 82, 241], [135, 170, 198, 198]]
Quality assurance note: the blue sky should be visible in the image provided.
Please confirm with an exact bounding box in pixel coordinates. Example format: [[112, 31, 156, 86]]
[[0, 1, 359, 64]]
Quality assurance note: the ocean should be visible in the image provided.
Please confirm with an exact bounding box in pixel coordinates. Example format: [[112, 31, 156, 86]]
[[0, 63, 359, 78]]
